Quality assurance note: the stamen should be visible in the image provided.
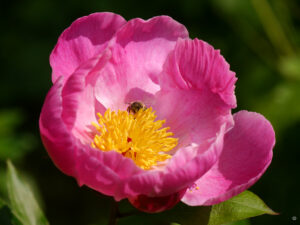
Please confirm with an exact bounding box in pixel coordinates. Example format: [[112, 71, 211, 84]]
[[91, 107, 178, 170]]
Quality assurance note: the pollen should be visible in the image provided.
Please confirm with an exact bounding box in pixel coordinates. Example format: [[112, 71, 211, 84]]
[[91, 108, 178, 170]]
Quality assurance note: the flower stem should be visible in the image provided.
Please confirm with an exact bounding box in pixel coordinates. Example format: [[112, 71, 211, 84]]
[[108, 200, 119, 225]]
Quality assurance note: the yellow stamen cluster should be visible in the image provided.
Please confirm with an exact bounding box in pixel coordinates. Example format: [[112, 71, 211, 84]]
[[91, 108, 178, 170]]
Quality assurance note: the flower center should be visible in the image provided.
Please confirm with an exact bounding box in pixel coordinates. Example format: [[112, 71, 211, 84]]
[[91, 107, 178, 170]]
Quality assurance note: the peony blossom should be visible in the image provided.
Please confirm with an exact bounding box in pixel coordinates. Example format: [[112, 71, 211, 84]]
[[39, 12, 275, 213]]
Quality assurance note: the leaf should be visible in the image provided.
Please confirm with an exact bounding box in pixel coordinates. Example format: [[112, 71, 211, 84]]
[[208, 190, 277, 225], [6, 160, 49, 225]]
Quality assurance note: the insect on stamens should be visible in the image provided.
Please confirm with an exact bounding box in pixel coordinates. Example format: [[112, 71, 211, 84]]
[[127, 101, 147, 114]]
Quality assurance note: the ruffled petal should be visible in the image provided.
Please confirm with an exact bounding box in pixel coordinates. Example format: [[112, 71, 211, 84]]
[[39, 77, 78, 177], [113, 15, 188, 91], [182, 111, 275, 206], [161, 38, 237, 108], [91, 16, 189, 115], [50, 12, 126, 83], [76, 146, 141, 199]]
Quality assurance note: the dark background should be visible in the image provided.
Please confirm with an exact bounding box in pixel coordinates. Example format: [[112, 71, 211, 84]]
[[0, 0, 299, 224]]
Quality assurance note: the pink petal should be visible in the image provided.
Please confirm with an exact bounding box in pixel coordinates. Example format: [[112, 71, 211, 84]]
[[60, 46, 157, 144], [114, 15, 188, 90], [39, 77, 78, 177], [93, 47, 136, 111], [61, 16, 189, 128], [50, 12, 126, 83], [122, 126, 226, 198], [182, 111, 275, 206], [76, 146, 141, 199], [40, 74, 142, 199], [160, 38, 237, 108], [61, 50, 111, 144], [129, 188, 187, 213], [153, 88, 234, 147]]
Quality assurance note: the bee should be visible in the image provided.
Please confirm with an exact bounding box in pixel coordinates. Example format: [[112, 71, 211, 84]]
[[127, 101, 147, 114]]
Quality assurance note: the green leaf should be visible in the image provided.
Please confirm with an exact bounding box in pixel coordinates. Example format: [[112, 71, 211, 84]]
[[6, 160, 49, 225], [208, 191, 277, 225]]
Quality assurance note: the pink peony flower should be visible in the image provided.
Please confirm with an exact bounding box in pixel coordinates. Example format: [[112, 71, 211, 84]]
[[39, 12, 275, 213]]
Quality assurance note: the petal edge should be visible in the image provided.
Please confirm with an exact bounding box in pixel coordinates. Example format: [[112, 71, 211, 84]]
[[182, 110, 275, 206]]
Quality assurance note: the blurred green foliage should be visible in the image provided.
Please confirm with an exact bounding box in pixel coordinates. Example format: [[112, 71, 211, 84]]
[[0, 161, 48, 225], [1, 0, 299, 224], [0, 109, 36, 161]]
